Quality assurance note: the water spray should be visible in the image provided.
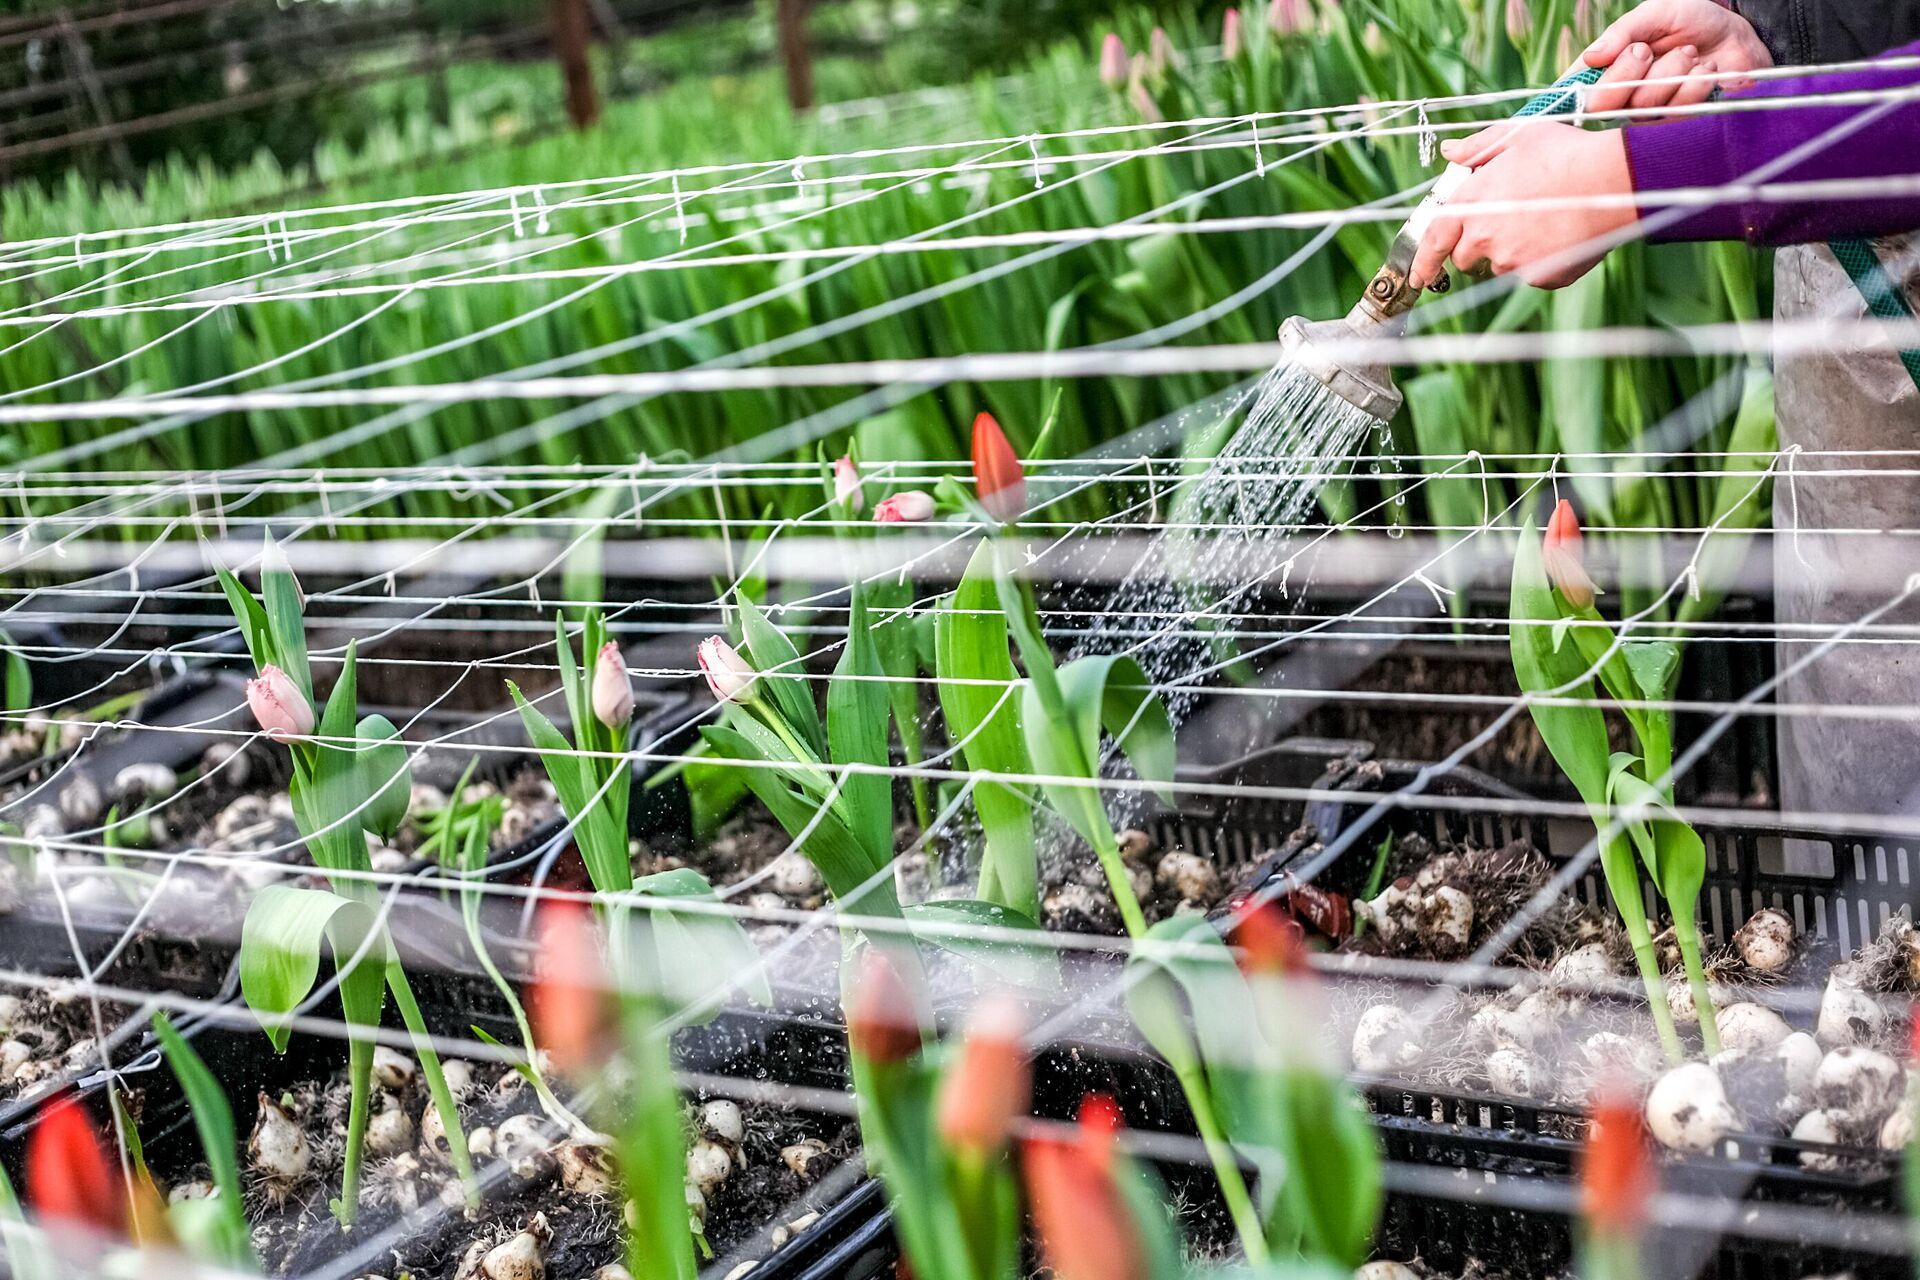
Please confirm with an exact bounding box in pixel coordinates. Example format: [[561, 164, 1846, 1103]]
[[1278, 65, 1607, 425]]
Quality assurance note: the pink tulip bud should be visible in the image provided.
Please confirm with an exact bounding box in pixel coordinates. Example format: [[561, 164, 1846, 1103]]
[[245, 665, 313, 741], [1127, 78, 1163, 123], [872, 491, 934, 523], [1556, 24, 1575, 70], [1270, 0, 1310, 38], [697, 636, 760, 705], [1221, 7, 1243, 59], [1504, 0, 1530, 45], [1573, 0, 1596, 40], [1543, 499, 1600, 610], [1148, 27, 1177, 76], [833, 454, 864, 513], [1098, 33, 1128, 88], [592, 640, 634, 728]]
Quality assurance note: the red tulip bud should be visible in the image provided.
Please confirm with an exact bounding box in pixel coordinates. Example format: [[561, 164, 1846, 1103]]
[[1542, 498, 1599, 610], [848, 948, 923, 1065], [28, 1096, 123, 1243], [1236, 901, 1312, 976], [936, 994, 1029, 1155], [1581, 1088, 1652, 1239], [529, 899, 611, 1075], [1024, 1096, 1145, 1280], [971, 413, 1026, 523]]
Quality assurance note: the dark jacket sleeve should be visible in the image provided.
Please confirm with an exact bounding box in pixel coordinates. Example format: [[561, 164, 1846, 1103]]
[[1623, 37, 1920, 244], [1729, 0, 1920, 66]]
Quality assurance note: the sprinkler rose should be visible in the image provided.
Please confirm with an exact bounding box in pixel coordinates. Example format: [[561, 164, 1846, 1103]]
[[245, 664, 313, 741], [971, 412, 1026, 522], [592, 640, 634, 728], [696, 636, 759, 705], [873, 491, 934, 523], [1542, 498, 1599, 610], [833, 453, 864, 513]]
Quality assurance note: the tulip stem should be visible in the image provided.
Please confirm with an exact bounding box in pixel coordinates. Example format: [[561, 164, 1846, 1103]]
[[1172, 1060, 1271, 1265]]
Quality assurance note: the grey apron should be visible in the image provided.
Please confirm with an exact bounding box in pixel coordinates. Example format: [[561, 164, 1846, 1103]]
[[1771, 234, 1920, 822]]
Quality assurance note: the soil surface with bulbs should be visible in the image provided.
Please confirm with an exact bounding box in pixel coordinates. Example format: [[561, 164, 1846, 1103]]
[[1330, 830, 1918, 1167], [185, 1049, 854, 1279]]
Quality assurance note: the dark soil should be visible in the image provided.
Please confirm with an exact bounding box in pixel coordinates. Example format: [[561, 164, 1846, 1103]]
[[231, 1058, 853, 1280]]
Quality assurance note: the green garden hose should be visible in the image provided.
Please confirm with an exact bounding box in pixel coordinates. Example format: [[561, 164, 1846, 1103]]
[[1829, 236, 1920, 389]]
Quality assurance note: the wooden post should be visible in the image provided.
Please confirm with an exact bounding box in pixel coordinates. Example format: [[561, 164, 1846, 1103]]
[[57, 12, 138, 183], [776, 0, 813, 114], [548, 0, 599, 130]]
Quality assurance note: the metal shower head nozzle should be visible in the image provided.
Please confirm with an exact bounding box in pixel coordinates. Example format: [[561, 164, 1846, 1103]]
[[1276, 313, 1403, 423]]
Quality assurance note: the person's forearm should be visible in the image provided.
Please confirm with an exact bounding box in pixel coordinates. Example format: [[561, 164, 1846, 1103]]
[[1624, 38, 1920, 244]]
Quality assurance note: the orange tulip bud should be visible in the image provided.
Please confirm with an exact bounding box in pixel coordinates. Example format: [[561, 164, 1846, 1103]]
[[971, 413, 1026, 523], [529, 899, 611, 1075], [936, 994, 1029, 1155], [848, 948, 923, 1065], [28, 1096, 123, 1242], [1236, 901, 1312, 976], [1023, 1096, 1145, 1280], [1580, 1089, 1652, 1239], [1542, 498, 1599, 610]]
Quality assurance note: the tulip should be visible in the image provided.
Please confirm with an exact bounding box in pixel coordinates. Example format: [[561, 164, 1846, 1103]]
[[1127, 78, 1164, 123], [1098, 33, 1128, 88], [833, 453, 864, 513], [1504, 0, 1530, 45], [1148, 27, 1178, 76], [1270, 0, 1310, 38], [1542, 498, 1599, 610], [1573, 0, 1596, 39], [528, 899, 610, 1075], [245, 664, 313, 741], [1556, 23, 1575, 71], [848, 947, 922, 1065], [1580, 1090, 1652, 1238], [696, 636, 760, 705], [592, 640, 634, 729], [1023, 1096, 1145, 1280], [1221, 7, 1243, 59], [936, 993, 1029, 1154], [872, 491, 934, 524], [28, 1096, 122, 1241], [971, 412, 1026, 523], [1235, 901, 1311, 976]]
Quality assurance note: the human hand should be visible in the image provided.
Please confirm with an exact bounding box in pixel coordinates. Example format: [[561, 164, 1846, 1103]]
[[1409, 122, 1636, 291], [1584, 0, 1773, 112]]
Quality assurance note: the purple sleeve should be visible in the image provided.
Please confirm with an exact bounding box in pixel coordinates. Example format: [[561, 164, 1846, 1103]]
[[1623, 39, 1920, 244]]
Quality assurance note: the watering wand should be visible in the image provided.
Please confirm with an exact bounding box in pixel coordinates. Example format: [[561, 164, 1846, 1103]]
[[1278, 64, 1607, 422]]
